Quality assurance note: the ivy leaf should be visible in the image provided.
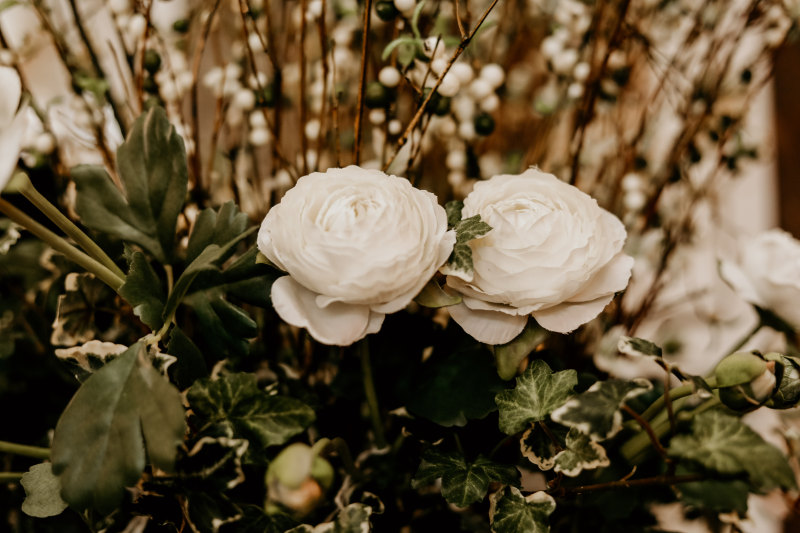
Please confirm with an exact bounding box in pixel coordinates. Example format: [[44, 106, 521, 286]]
[[180, 436, 249, 490], [674, 465, 750, 514], [186, 373, 315, 455], [550, 379, 652, 440], [414, 278, 462, 308], [412, 449, 520, 507], [288, 503, 374, 533], [51, 342, 186, 514], [73, 106, 188, 263], [54, 340, 127, 382], [119, 250, 165, 330], [520, 423, 567, 471], [183, 491, 243, 533], [440, 214, 492, 282], [445, 200, 464, 229], [50, 273, 116, 346], [185, 201, 249, 264], [489, 486, 555, 533], [21, 463, 68, 518], [553, 428, 610, 477], [494, 323, 548, 380], [184, 290, 257, 358], [617, 336, 662, 358], [495, 360, 578, 435], [668, 410, 797, 492]]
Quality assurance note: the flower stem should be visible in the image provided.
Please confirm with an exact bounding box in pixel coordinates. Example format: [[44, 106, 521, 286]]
[[17, 175, 126, 280], [358, 340, 387, 449], [0, 472, 24, 482], [0, 440, 50, 460], [0, 198, 125, 291]]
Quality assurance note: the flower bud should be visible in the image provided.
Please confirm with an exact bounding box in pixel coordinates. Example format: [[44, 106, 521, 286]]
[[265, 442, 334, 516], [764, 352, 800, 409], [714, 351, 777, 412]]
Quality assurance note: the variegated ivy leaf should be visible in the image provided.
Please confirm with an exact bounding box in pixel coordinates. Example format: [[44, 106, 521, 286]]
[[668, 410, 796, 492], [51, 272, 117, 346], [495, 360, 577, 435], [520, 423, 568, 471], [181, 436, 249, 490], [550, 378, 652, 440], [412, 449, 520, 507], [553, 428, 610, 477], [20, 463, 68, 518], [287, 503, 374, 533], [489, 486, 555, 533], [445, 200, 464, 229], [440, 210, 493, 283], [54, 340, 127, 382], [617, 336, 662, 358]]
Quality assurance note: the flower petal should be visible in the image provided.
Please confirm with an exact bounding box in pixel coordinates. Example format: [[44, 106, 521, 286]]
[[447, 301, 527, 344], [532, 295, 614, 334], [570, 252, 634, 302], [0, 66, 21, 125], [0, 108, 29, 190], [271, 276, 379, 346], [719, 259, 763, 307]]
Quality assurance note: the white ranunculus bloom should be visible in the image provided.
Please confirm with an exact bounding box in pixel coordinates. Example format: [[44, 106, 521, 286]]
[[258, 166, 456, 346], [720, 229, 800, 329], [0, 66, 30, 189], [444, 169, 634, 344]]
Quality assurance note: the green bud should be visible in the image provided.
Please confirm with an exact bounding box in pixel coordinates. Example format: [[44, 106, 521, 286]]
[[143, 50, 161, 74], [714, 351, 767, 387], [765, 353, 800, 409], [375, 0, 400, 21], [474, 113, 496, 136], [715, 351, 777, 412], [265, 442, 333, 516], [173, 19, 190, 33], [365, 81, 390, 108]]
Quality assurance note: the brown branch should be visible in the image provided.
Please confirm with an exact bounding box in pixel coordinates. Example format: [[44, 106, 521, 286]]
[[621, 404, 670, 461], [558, 473, 707, 496], [299, 0, 309, 174], [315, 0, 330, 171], [383, 0, 501, 172], [353, 0, 375, 164], [454, 0, 466, 39]]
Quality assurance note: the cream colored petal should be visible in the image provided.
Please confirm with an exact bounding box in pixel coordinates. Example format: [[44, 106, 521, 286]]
[[448, 301, 527, 344]]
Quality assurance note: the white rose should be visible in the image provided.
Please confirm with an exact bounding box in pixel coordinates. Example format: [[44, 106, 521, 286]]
[[720, 229, 800, 329], [444, 169, 634, 344], [258, 166, 456, 346], [0, 66, 31, 189]]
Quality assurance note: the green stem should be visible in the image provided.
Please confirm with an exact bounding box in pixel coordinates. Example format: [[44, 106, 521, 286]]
[[358, 340, 387, 449], [0, 472, 24, 482], [18, 175, 126, 280], [0, 440, 50, 460], [0, 198, 125, 291], [641, 376, 718, 422]]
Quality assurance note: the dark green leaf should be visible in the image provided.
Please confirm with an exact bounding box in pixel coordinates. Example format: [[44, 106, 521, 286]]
[[73, 106, 188, 263], [180, 436, 249, 490], [119, 250, 165, 330], [455, 214, 493, 243], [617, 336, 662, 358], [490, 486, 555, 533], [495, 360, 578, 435], [185, 201, 249, 264], [553, 428, 610, 477], [441, 214, 493, 281], [51, 342, 186, 513], [184, 491, 243, 533], [675, 464, 749, 514], [445, 200, 464, 229], [21, 463, 68, 518], [184, 290, 257, 358], [51, 273, 115, 346], [550, 379, 652, 440], [520, 423, 567, 471], [186, 373, 315, 454], [166, 326, 209, 390], [412, 449, 520, 507], [668, 410, 797, 492], [494, 324, 547, 380]]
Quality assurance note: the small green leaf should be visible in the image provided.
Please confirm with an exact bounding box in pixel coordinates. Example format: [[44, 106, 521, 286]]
[[445, 200, 464, 229], [119, 250, 165, 330], [675, 465, 750, 514], [455, 214, 493, 243], [51, 342, 186, 513], [186, 373, 315, 454], [617, 336, 662, 358], [668, 410, 797, 492], [490, 486, 555, 533], [494, 324, 548, 380], [381, 36, 421, 61], [553, 428, 610, 477], [184, 291, 257, 358], [412, 449, 520, 507], [166, 326, 209, 389], [185, 201, 249, 264], [441, 214, 492, 281], [21, 463, 68, 518], [550, 379, 652, 440], [520, 423, 567, 471], [51, 273, 116, 346], [288, 503, 374, 533], [414, 279, 462, 308], [495, 360, 577, 435], [73, 106, 188, 263]]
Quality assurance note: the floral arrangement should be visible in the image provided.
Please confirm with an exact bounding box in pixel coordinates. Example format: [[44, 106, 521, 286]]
[[1, 0, 800, 532]]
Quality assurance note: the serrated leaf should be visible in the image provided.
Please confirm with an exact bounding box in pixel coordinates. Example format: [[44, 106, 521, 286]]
[[553, 428, 610, 477], [51, 341, 186, 513], [445, 200, 464, 229], [119, 250, 165, 330], [186, 201, 249, 264], [186, 373, 315, 454], [184, 290, 257, 358], [455, 214, 492, 243], [414, 279, 462, 308], [617, 336, 662, 358], [550, 379, 652, 440], [668, 410, 797, 492], [441, 214, 493, 282], [495, 360, 578, 435], [412, 449, 520, 507], [520, 423, 567, 471], [181, 436, 249, 490], [490, 486, 555, 533], [494, 324, 548, 380], [73, 106, 188, 263], [21, 463, 68, 518]]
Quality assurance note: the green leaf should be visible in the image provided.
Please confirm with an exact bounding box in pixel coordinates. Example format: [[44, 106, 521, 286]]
[[51, 342, 186, 513], [553, 428, 610, 477], [381, 36, 421, 61], [668, 410, 797, 492], [441, 214, 493, 281], [288, 503, 374, 533], [186, 201, 249, 264], [73, 106, 188, 263], [186, 373, 315, 454], [674, 465, 749, 514], [445, 200, 464, 229], [494, 324, 547, 380], [21, 463, 68, 518], [455, 214, 493, 243], [520, 423, 567, 471], [54, 340, 127, 382], [166, 326, 209, 389], [412, 449, 520, 507], [181, 436, 249, 490], [405, 344, 506, 427], [414, 278, 462, 308], [51, 272, 116, 346], [490, 486, 555, 533], [617, 336, 662, 358], [184, 290, 257, 358], [495, 360, 577, 435], [119, 250, 165, 330], [550, 379, 652, 440]]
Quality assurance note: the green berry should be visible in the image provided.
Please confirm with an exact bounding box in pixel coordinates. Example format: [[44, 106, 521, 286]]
[[172, 19, 190, 33], [365, 81, 389, 109], [375, 1, 399, 21], [143, 50, 161, 74], [474, 113, 495, 136]]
